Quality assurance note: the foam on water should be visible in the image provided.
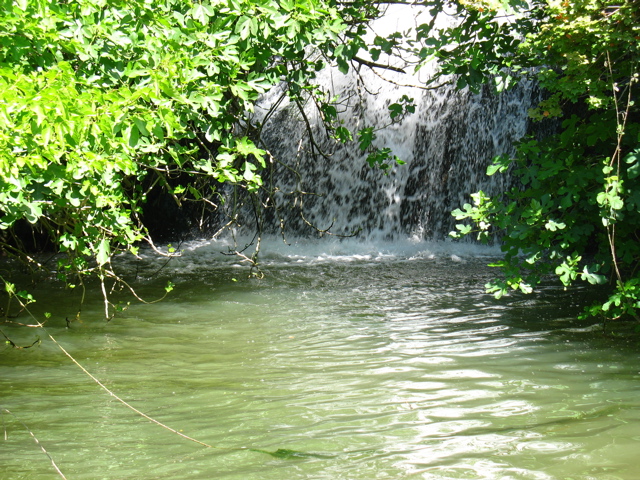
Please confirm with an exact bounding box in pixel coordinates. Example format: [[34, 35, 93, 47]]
[[124, 236, 501, 277]]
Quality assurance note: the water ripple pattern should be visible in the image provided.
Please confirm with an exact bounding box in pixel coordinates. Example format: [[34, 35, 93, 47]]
[[2, 256, 640, 479]]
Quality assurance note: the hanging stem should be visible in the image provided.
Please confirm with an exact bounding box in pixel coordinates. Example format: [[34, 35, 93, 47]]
[[1, 407, 67, 479], [1, 277, 217, 451], [604, 51, 634, 286], [41, 329, 216, 449]]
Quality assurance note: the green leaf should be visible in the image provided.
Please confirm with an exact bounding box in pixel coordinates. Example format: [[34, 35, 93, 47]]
[[624, 150, 640, 179], [581, 266, 607, 285], [334, 126, 352, 142], [24, 202, 43, 224], [236, 16, 252, 40], [280, 0, 295, 11], [96, 239, 110, 266], [358, 127, 374, 151], [486, 164, 502, 176], [127, 124, 139, 148], [544, 219, 566, 231], [192, 4, 210, 25], [519, 283, 533, 294], [388, 103, 403, 119], [243, 161, 256, 182], [133, 118, 149, 137]]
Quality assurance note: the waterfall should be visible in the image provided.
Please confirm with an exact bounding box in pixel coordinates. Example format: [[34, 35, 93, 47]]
[[207, 6, 540, 247], [250, 69, 537, 243], [138, 8, 544, 265]]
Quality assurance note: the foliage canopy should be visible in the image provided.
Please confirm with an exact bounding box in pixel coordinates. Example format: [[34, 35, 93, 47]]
[[1, 0, 639, 324], [451, 0, 640, 322], [0, 0, 363, 317]]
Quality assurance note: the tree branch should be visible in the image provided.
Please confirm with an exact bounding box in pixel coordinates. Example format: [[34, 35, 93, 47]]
[[352, 56, 406, 73]]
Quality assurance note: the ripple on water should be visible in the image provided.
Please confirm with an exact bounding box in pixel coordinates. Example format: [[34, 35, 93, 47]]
[[2, 259, 640, 479]]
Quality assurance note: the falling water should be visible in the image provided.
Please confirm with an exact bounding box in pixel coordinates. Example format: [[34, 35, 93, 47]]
[[249, 8, 539, 242]]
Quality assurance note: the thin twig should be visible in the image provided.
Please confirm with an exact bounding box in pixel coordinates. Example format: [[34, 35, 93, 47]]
[[1, 281, 218, 450], [43, 330, 216, 448], [1, 407, 68, 480]]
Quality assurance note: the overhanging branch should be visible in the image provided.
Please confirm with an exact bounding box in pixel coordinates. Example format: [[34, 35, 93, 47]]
[[352, 56, 406, 73]]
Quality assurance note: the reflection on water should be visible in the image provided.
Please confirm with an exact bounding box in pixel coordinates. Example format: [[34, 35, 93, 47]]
[[1, 246, 640, 479]]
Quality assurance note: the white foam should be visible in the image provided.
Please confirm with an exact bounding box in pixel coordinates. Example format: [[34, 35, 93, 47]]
[[128, 236, 501, 273]]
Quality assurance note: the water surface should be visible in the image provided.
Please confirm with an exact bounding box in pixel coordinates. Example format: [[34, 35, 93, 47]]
[[2, 242, 639, 479]]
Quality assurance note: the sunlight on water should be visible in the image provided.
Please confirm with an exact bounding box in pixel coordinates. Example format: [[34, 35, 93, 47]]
[[2, 245, 640, 479]]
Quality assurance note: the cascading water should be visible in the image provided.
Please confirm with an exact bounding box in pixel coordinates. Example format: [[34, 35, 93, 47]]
[[256, 75, 538, 241], [246, 6, 540, 243]]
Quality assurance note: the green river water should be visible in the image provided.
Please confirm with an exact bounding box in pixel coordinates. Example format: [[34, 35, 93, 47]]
[[2, 241, 640, 479]]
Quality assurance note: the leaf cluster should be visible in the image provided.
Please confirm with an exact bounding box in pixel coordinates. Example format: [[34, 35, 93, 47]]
[[0, 0, 361, 317], [451, 0, 640, 321]]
